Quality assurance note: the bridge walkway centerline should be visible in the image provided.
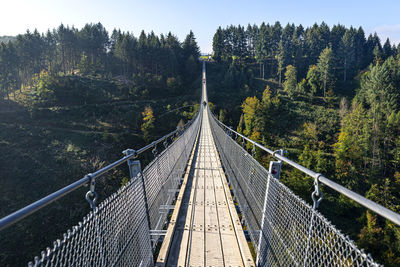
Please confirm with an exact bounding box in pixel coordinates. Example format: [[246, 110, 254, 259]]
[[156, 62, 255, 267]]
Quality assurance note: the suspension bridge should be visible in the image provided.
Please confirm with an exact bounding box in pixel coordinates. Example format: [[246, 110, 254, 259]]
[[1, 61, 400, 266]]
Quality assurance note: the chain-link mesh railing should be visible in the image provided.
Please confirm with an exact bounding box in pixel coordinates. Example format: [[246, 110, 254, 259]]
[[143, 110, 202, 241], [28, 174, 153, 267], [28, 109, 202, 267], [208, 110, 380, 267]]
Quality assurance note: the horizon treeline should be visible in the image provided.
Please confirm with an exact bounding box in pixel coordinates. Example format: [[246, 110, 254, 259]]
[[213, 21, 398, 91], [0, 22, 200, 100]]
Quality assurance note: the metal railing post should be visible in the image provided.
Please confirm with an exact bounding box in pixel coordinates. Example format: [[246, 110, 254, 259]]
[[123, 149, 154, 263], [256, 172, 272, 266], [256, 150, 283, 266], [303, 175, 323, 267]]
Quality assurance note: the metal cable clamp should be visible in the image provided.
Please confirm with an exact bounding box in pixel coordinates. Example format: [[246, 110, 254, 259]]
[[312, 174, 323, 209], [85, 174, 97, 209]]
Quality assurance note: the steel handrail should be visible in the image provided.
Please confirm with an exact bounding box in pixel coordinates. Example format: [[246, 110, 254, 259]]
[[0, 113, 200, 231], [209, 109, 400, 226]]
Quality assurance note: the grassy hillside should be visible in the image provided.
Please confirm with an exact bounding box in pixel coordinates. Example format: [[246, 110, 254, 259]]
[[0, 72, 200, 266]]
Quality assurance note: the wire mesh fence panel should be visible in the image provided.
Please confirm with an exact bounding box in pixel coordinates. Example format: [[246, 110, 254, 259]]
[[208, 112, 266, 248], [143, 112, 201, 238], [29, 177, 152, 267], [29, 111, 201, 267], [208, 111, 380, 267]]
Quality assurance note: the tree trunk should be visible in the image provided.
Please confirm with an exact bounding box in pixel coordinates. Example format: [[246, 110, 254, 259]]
[[62, 46, 66, 74], [279, 69, 282, 86], [262, 63, 265, 79], [323, 70, 327, 99]]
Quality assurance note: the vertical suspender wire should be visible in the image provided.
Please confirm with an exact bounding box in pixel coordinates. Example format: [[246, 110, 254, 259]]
[[85, 175, 106, 267], [303, 174, 323, 267]]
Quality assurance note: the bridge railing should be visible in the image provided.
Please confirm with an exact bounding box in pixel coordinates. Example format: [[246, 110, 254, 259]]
[[0, 107, 202, 267], [208, 108, 385, 266]]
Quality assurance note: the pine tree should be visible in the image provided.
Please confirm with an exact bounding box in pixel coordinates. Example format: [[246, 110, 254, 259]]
[[276, 40, 285, 85], [317, 47, 334, 98], [283, 65, 297, 98], [182, 30, 200, 60], [212, 27, 224, 62], [341, 28, 356, 82], [306, 65, 319, 96], [383, 38, 393, 59]]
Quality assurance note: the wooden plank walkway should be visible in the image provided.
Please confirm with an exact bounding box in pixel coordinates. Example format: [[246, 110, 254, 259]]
[[156, 63, 255, 266]]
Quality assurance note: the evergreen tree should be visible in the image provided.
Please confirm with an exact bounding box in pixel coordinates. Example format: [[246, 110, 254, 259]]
[[317, 47, 334, 98], [255, 22, 269, 78], [383, 38, 393, 59], [341, 28, 356, 82], [373, 44, 383, 64], [212, 27, 224, 62], [276, 40, 285, 85], [283, 65, 297, 98], [182, 30, 200, 60], [306, 65, 319, 96]]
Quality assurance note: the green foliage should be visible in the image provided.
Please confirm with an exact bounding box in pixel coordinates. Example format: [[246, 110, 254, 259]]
[[241, 96, 260, 136], [219, 109, 227, 123], [317, 47, 334, 98], [210, 20, 400, 266], [77, 53, 94, 75], [0, 24, 201, 267], [332, 55, 400, 265], [141, 106, 155, 142], [0, 36, 17, 43], [297, 78, 307, 94], [283, 65, 297, 98], [211, 21, 389, 93], [306, 65, 320, 96], [237, 114, 244, 134], [334, 102, 370, 189], [0, 23, 201, 101]]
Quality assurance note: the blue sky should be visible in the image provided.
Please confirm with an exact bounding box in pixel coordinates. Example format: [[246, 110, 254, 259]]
[[1, 0, 400, 53]]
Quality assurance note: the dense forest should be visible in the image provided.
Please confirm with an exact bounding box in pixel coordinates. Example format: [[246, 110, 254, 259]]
[[1, 20, 400, 266], [0, 36, 16, 43], [208, 22, 400, 266], [0, 23, 201, 266]]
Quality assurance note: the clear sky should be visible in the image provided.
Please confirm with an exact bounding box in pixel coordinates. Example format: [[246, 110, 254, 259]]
[[1, 0, 400, 53]]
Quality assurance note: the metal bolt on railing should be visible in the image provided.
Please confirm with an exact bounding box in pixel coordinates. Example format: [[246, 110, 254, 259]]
[[152, 145, 158, 157], [85, 174, 97, 209], [312, 174, 324, 209], [251, 143, 256, 157], [163, 138, 168, 149]]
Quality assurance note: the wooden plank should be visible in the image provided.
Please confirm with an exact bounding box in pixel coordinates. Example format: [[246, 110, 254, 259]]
[[159, 107, 255, 266], [204, 167, 224, 266], [214, 155, 256, 267], [177, 166, 200, 266], [155, 122, 201, 266], [187, 133, 205, 266]]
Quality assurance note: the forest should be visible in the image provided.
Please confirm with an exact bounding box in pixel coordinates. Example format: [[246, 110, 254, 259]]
[[208, 22, 400, 266], [1, 20, 400, 266], [0, 23, 201, 266]]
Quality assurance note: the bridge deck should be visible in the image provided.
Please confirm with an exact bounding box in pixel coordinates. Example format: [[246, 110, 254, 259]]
[[156, 105, 255, 266]]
